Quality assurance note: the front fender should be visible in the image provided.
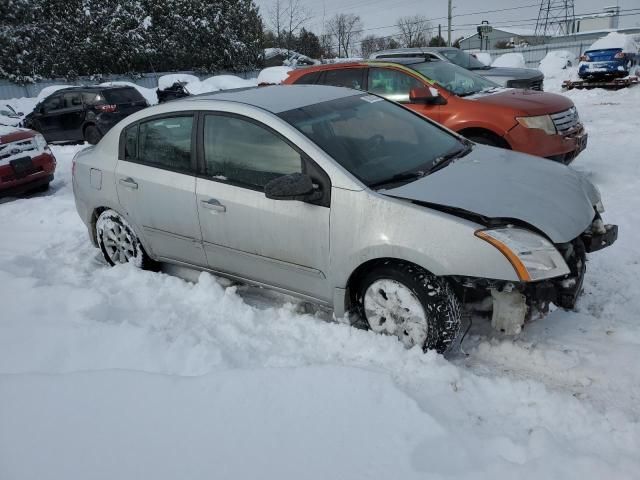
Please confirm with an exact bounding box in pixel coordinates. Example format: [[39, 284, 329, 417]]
[[329, 188, 520, 290]]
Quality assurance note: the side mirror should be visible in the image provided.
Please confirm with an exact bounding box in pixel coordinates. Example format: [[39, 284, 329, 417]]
[[410, 86, 447, 105], [265, 173, 322, 202]]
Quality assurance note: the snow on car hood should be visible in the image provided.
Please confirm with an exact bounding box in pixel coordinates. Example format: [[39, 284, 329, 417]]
[[383, 145, 600, 243]]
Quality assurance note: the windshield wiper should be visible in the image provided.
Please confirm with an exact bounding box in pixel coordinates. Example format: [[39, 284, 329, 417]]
[[427, 144, 473, 175], [368, 170, 427, 189]]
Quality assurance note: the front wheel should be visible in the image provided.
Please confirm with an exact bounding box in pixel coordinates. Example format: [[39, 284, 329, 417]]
[[96, 209, 158, 270], [356, 262, 461, 353]]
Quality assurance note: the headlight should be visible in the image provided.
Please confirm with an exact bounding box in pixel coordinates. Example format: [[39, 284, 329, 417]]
[[33, 134, 48, 151], [515, 115, 556, 135], [475, 227, 570, 281]]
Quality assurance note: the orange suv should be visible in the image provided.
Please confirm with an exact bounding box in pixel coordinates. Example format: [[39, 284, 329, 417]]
[[284, 58, 587, 163]]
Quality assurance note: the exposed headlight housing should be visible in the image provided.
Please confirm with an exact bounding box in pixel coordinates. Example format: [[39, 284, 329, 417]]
[[33, 133, 48, 151], [475, 227, 570, 282], [515, 115, 557, 135]]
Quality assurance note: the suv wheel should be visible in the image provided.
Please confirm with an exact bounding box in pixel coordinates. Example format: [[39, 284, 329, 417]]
[[96, 209, 158, 270], [356, 261, 461, 353], [84, 125, 102, 145]]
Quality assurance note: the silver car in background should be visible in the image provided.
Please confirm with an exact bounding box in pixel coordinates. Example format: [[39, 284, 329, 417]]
[[72, 85, 617, 352], [370, 47, 545, 90]]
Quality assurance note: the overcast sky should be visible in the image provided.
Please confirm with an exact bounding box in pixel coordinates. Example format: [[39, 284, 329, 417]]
[[255, 0, 640, 42]]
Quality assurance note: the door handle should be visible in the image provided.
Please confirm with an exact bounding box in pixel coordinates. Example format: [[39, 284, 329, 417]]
[[200, 198, 226, 213], [119, 177, 138, 189]]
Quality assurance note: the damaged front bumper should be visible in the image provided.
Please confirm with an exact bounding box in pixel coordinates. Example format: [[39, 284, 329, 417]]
[[459, 217, 618, 335]]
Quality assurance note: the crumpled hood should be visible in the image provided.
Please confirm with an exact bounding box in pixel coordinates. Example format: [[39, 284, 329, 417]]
[[473, 89, 575, 116], [383, 145, 600, 243]]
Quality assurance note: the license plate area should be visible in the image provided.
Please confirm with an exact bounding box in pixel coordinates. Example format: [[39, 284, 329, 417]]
[[10, 157, 36, 178]]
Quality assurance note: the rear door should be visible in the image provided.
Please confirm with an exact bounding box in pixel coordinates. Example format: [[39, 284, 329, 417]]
[[195, 112, 331, 300], [115, 113, 206, 266], [59, 91, 86, 141]]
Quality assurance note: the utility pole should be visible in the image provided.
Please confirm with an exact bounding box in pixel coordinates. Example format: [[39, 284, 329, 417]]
[[447, 0, 452, 46]]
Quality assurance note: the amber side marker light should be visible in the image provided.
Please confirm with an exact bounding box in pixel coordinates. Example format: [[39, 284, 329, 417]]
[[475, 230, 532, 282]]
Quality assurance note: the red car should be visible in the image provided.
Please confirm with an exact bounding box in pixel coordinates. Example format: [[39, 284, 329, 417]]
[[0, 126, 56, 196]]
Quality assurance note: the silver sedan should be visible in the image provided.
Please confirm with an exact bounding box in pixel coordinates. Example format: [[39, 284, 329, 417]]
[[72, 85, 617, 352]]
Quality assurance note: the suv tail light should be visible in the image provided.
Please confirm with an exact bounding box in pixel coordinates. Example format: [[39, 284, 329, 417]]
[[579, 55, 588, 61], [614, 52, 625, 59], [96, 104, 117, 113]]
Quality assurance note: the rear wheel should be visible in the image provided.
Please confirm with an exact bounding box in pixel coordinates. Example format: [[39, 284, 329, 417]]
[[96, 209, 158, 270], [356, 261, 461, 353], [84, 125, 102, 145]]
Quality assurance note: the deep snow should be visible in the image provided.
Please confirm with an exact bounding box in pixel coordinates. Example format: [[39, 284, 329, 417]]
[[2, 78, 640, 479]]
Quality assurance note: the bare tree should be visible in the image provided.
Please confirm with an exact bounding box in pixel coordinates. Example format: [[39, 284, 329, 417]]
[[360, 35, 401, 58], [268, 0, 311, 51], [326, 13, 362, 58], [397, 15, 432, 48]]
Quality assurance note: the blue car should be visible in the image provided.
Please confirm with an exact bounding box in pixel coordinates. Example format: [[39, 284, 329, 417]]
[[578, 47, 640, 80]]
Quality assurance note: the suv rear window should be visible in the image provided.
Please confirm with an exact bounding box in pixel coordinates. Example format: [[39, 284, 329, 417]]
[[103, 88, 145, 104]]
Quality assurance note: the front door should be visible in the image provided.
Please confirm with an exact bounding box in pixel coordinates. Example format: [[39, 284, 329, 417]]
[[367, 67, 442, 122], [195, 113, 331, 300], [115, 114, 206, 266], [36, 93, 65, 142], [60, 92, 86, 141]]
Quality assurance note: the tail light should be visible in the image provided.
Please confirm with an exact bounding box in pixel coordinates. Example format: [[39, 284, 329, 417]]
[[579, 55, 588, 61], [95, 104, 117, 113], [614, 52, 625, 59]]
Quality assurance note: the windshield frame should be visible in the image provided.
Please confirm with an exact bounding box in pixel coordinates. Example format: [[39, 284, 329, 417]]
[[404, 60, 501, 97], [277, 93, 468, 190]]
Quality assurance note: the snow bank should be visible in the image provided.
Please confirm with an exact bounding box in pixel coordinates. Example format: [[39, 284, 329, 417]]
[[492, 52, 526, 69], [587, 32, 639, 53], [539, 50, 575, 78], [257, 66, 292, 85], [474, 52, 492, 66]]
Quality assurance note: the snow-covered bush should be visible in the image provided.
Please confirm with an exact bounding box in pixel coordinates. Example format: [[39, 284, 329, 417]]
[[0, 0, 263, 82]]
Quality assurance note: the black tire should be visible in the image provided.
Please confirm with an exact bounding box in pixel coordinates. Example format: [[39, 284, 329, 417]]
[[96, 209, 159, 270], [465, 133, 502, 148], [84, 125, 102, 145], [355, 261, 461, 353]]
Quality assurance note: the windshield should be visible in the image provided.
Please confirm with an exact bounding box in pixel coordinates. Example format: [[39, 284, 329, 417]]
[[440, 49, 487, 69], [278, 94, 464, 188], [409, 61, 500, 97]]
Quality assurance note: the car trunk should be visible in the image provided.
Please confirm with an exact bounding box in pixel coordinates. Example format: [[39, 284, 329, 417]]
[[585, 48, 622, 61]]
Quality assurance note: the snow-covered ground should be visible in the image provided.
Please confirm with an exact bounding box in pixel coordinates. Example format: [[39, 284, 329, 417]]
[[2, 81, 640, 479]]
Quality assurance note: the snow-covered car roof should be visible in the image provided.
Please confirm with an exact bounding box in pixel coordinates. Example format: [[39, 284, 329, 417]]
[[182, 84, 362, 114], [586, 32, 639, 53]]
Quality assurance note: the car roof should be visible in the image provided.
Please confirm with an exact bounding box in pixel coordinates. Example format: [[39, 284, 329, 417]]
[[52, 85, 136, 94], [179, 84, 364, 114]]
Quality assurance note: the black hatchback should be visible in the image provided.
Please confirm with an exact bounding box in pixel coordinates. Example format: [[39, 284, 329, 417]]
[[23, 86, 149, 144]]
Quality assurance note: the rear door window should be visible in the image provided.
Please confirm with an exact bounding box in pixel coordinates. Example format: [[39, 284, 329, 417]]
[[318, 69, 365, 90], [42, 94, 64, 113], [103, 88, 145, 104], [135, 115, 194, 173], [294, 71, 321, 85], [82, 92, 98, 105], [63, 92, 83, 108]]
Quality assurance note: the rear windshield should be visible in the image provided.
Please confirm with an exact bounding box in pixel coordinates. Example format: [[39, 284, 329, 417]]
[[103, 88, 145, 104], [439, 49, 487, 69]]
